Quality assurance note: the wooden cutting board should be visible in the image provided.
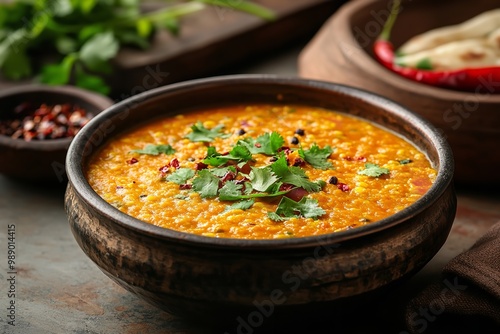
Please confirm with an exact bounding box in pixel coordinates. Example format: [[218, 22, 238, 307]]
[[107, 0, 347, 98], [0, 0, 347, 99]]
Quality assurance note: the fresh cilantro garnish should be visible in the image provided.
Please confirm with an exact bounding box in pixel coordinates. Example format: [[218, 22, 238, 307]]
[[238, 132, 284, 155], [219, 181, 244, 200], [224, 199, 255, 212], [0, 1, 274, 94], [269, 197, 326, 221], [358, 163, 390, 177], [219, 180, 288, 201], [299, 144, 334, 170], [209, 166, 237, 177], [161, 131, 332, 218], [267, 212, 288, 222], [185, 122, 230, 142], [271, 156, 322, 192], [192, 170, 220, 198], [166, 168, 195, 184], [249, 167, 279, 192], [131, 144, 175, 155], [398, 159, 412, 165], [203, 145, 252, 166]]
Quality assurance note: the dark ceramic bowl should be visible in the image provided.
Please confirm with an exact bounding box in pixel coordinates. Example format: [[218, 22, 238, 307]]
[[65, 75, 456, 326], [0, 84, 113, 181], [299, 0, 500, 186]]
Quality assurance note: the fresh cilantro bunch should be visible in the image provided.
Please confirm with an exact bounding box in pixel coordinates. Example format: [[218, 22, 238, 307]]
[[0, 0, 274, 95]]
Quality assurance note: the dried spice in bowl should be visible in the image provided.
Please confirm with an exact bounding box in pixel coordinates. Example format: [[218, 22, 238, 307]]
[[0, 102, 92, 141]]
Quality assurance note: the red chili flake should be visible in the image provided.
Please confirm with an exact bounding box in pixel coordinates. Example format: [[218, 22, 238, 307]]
[[0, 102, 92, 141], [254, 143, 262, 148], [159, 165, 170, 176], [170, 158, 180, 169], [278, 146, 292, 154], [195, 162, 208, 170], [279, 183, 295, 191], [127, 158, 139, 165], [337, 183, 350, 192], [179, 184, 192, 190], [116, 186, 124, 189], [344, 156, 366, 162], [237, 163, 251, 175], [221, 172, 236, 182], [292, 158, 305, 167], [235, 177, 250, 185]]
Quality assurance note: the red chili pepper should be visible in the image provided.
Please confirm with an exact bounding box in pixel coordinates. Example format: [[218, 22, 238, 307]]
[[170, 158, 180, 169], [373, 0, 500, 93]]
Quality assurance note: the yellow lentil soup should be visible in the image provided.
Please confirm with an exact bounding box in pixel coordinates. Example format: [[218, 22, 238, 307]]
[[86, 105, 436, 239]]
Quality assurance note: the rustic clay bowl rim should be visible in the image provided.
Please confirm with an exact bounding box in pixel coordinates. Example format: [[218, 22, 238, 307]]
[[0, 84, 114, 149], [66, 74, 454, 249], [337, 0, 500, 104]]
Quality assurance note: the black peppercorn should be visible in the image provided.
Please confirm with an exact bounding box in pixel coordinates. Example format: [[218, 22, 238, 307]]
[[290, 136, 299, 145], [328, 176, 338, 185], [295, 128, 305, 136]]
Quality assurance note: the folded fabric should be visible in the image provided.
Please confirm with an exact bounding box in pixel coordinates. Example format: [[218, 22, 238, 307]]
[[404, 221, 500, 333]]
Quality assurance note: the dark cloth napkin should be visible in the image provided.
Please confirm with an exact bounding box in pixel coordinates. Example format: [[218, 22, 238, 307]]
[[404, 221, 500, 333]]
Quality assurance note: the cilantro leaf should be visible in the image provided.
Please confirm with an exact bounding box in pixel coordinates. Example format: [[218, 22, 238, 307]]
[[238, 132, 284, 155], [209, 166, 237, 177], [74, 70, 111, 96], [185, 121, 229, 142], [166, 168, 195, 185], [272, 197, 325, 220], [79, 31, 119, 72], [131, 144, 175, 155], [192, 169, 220, 198], [270, 156, 321, 192], [282, 167, 322, 192], [358, 163, 390, 177], [219, 181, 243, 201], [0, 29, 32, 80], [299, 144, 334, 170], [249, 167, 278, 192], [203, 145, 252, 166], [267, 212, 288, 222], [40, 54, 77, 85], [224, 199, 255, 212]]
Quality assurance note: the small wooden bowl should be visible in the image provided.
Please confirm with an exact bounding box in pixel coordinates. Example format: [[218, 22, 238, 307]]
[[0, 85, 113, 181], [299, 0, 500, 186], [65, 75, 456, 326]]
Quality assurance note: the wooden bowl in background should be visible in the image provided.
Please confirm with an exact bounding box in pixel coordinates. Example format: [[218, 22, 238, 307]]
[[299, 0, 500, 186], [0, 85, 113, 181]]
